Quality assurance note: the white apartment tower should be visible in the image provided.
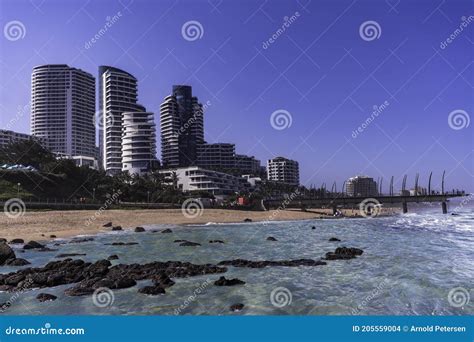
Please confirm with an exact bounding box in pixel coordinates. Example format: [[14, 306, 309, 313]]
[[267, 157, 300, 186], [31, 64, 96, 158]]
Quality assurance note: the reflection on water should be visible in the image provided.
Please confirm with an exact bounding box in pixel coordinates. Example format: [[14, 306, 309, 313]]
[[1, 201, 473, 315]]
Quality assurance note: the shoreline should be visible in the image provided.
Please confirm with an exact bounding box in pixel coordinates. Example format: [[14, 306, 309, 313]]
[[1, 208, 400, 242]]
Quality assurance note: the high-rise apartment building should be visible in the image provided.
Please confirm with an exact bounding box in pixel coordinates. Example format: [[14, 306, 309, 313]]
[[345, 175, 378, 197], [31, 64, 96, 158], [267, 157, 300, 186], [160, 85, 204, 168]]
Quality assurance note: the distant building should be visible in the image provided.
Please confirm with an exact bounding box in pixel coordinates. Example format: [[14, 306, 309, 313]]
[[197, 143, 235, 171], [31, 64, 96, 159], [409, 186, 427, 196], [122, 111, 157, 175], [346, 175, 378, 197], [0, 129, 44, 148], [235, 154, 262, 176], [267, 157, 299, 186], [160, 166, 249, 198], [99, 66, 144, 175], [160, 85, 204, 168]]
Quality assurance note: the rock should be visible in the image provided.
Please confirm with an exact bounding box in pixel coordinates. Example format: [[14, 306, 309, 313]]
[[0, 242, 16, 265], [112, 226, 122, 231], [41, 234, 45, 237], [138, 285, 165, 295], [173, 239, 187, 243], [104, 242, 138, 246], [243, 218, 252, 222], [214, 276, 245, 286], [266, 236, 278, 241], [36, 293, 57, 302], [152, 273, 175, 288], [218, 258, 327, 268], [112, 278, 136, 289], [179, 241, 201, 247], [107, 255, 119, 260], [55, 253, 86, 258], [0, 238, 6, 243], [23, 241, 45, 250], [4, 258, 30, 266], [161, 229, 172, 234], [230, 303, 244, 312], [329, 237, 341, 242], [134, 227, 145, 232], [311, 226, 316, 230], [209, 240, 225, 244], [324, 247, 364, 260], [69, 237, 94, 244], [49, 235, 57, 238], [103, 222, 113, 227], [9, 239, 24, 244]]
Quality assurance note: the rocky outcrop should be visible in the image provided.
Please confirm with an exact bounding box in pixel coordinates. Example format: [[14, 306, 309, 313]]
[[36, 293, 57, 302], [179, 241, 201, 247], [111, 226, 122, 231], [329, 237, 341, 242], [138, 286, 166, 295], [69, 238, 94, 244], [161, 229, 172, 234], [209, 240, 225, 244], [56, 253, 86, 258], [4, 258, 30, 266], [134, 227, 145, 232], [9, 239, 24, 244], [107, 255, 119, 261], [230, 303, 244, 312], [214, 276, 245, 286], [266, 237, 278, 241], [104, 242, 138, 246], [23, 241, 44, 250], [324, 247, 363, 260], [243, 218, 252, 222], [0, 242, 16, 265], [103, 222, 113, 227]]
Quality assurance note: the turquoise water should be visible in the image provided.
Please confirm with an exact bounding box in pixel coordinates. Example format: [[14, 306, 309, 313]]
[[1, 200, 473, 316]]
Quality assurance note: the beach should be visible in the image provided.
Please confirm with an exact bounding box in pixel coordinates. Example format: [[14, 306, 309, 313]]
[[0, 207, 400, 241]]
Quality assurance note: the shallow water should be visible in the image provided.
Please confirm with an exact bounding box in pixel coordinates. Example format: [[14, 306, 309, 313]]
[[1, 200, 473, 316]]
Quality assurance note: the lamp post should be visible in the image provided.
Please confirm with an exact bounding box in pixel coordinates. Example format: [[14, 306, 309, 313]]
[[17, 183, 21, 197]]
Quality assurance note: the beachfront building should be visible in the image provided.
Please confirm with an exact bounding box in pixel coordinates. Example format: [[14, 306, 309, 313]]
[[0, 129, 45, 148], [31, 64, 96, 159], [267, 157, 300, 186], [99, 66, 145, 175], [345, 175, 378, 197], [197, 143, 235, 171], [160, 166, 249, 198], [160, 85, 204, 168], [235, 154, 262, 176], [121, 111, 157, 175]]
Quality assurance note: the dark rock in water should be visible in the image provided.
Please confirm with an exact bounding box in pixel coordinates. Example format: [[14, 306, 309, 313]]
[[161, 229, 172, 234], [49, 235, 57, 238], [107, 255, 119, 261], [152, 272, 175, 288], [329, 237, 341, 242], [0, 238, 6, 243], [214, 276, 245, 286], [5, 273, 26, 286], [0, 242, 16, 265], [4, 258, 30, 266], [69, 237, 94, 244], [243, 218, 252, 222], [134, 226, 145, 232], [179, 241, 201, 247], [23, 241, 44, 250], [218, 258, 327, 268], [324, 247, 364, 260], [103, 222, 113, 227], [230, 303, 244, 312], [138, 285, 165, 295], [209, 240, 225, 244], [9, 239, 24, 244], [56, 253, 86, 258], [151, 230, 160, 233], [311, 226, 316, 230], [36, 293, 57, 302], [104, 242, 138, 246], [266, 236, 278, 241], [173, 239, 187, 243], [112, 226, 122, 231], [37, 247, 57, 252], [451, 213, 460, 216]]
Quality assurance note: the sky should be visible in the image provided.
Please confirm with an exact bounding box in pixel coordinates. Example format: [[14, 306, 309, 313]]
[[0, 0, 473, 192]]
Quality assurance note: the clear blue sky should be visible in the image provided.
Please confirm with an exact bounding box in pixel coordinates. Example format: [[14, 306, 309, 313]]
[[1, 0, 473, 192]]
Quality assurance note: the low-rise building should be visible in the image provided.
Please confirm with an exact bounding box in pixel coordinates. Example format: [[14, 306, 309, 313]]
[[0, 129, 44, 148]]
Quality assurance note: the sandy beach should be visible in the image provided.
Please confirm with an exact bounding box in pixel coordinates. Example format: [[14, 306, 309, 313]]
[[0, 207, 400, 242]]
